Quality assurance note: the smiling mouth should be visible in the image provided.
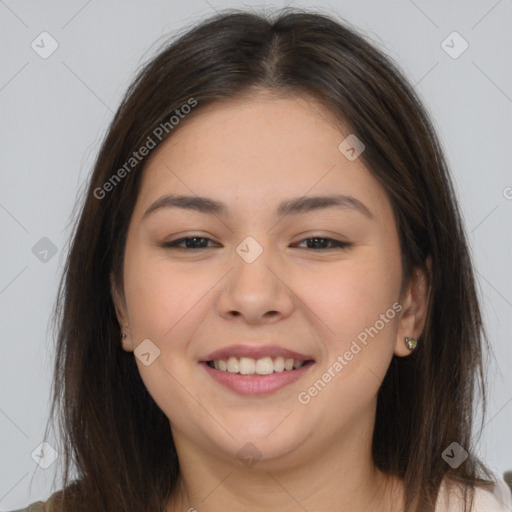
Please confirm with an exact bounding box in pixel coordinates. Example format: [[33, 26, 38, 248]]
[[205, 356, 315, 376]]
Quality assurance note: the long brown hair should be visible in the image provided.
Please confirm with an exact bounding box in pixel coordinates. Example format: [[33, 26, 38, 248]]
[[42, 8, 495, 511]]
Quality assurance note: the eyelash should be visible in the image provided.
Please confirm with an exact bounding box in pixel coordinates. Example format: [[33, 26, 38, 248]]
[[162, 236, 353, 251]]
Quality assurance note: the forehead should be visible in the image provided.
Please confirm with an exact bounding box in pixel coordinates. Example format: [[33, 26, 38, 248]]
[[133, 94, 392, 222], [146, 94, 347, 171]]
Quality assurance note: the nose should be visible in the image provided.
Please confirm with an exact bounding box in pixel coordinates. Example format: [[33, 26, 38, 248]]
[[216, 244, 295, 325]]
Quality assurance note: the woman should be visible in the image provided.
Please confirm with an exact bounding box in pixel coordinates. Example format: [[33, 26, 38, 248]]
[[11, 8, 512, 512]]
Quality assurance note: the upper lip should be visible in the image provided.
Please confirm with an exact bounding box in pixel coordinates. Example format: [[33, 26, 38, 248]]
[[200, 344, 315, 362]]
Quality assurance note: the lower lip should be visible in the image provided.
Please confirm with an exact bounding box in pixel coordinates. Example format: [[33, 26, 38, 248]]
[[201, 361, 315, 395]]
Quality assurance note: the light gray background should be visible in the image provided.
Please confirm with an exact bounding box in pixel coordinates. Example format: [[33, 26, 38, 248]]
[[1, 0, 511, 509]]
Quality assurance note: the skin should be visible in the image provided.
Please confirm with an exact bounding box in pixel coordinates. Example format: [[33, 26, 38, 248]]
[[111, 92, 431, 511]]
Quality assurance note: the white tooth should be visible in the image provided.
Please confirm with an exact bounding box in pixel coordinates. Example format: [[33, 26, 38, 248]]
[[213, 360, 220, 370], [256, 357, 274, 375], [239, 357, 256, 375], [227, 357, 240, 373], [284, 358, 294, 371], [293, 360, 304, 369], [218, 359, 227, 371], [273, 356, 285, 372]]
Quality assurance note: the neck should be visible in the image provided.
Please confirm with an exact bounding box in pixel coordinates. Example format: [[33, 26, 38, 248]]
[[165, 408, 404, 512]]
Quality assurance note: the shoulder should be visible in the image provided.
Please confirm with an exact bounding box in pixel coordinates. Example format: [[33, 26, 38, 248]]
[[5, 490, 61, 512], [5, 502, 45, 512], [436, 475, 512, 511]]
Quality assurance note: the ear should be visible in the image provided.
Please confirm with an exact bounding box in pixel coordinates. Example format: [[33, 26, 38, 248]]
[[110, 272, 133, 352], [394, 255, 432, 357]]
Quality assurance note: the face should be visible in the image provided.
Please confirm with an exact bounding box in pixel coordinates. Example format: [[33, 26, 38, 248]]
[[112, 93, 427, 469]]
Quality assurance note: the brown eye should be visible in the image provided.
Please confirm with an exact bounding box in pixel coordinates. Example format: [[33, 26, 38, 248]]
[[162, 237, 218, 250], [294, 237, 353, 250]]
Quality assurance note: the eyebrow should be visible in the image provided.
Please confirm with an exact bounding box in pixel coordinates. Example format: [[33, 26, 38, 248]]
[[142, 193, 373, 220]]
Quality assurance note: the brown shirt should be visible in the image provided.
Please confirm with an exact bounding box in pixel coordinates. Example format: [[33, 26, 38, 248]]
[[5, 490, 58, 512]]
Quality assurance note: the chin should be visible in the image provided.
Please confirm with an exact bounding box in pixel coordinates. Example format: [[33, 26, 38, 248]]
[[208, 416, 315, 467]]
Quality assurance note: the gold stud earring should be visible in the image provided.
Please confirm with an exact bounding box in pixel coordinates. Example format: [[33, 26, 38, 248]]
[[405, 337, 417, 351]]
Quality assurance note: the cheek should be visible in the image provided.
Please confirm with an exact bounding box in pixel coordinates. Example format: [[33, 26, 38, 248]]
[[122, 251, 216, 422], [296, 259, 401, 423], [299, 255, 401, 346], [123, 245, 212, 342]]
